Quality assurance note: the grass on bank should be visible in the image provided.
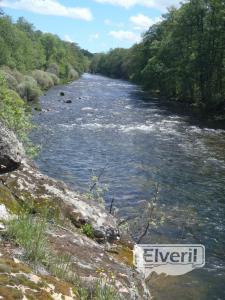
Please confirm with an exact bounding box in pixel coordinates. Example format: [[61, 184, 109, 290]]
[[5, 211, 120, 300]]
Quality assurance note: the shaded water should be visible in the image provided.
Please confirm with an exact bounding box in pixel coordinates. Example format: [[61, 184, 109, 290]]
[[31, 74, 225, 300]]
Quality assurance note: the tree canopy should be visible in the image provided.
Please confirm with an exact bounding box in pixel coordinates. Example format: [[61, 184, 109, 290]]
[[91, 0, 225, 117], [0, 15, 90, 76]]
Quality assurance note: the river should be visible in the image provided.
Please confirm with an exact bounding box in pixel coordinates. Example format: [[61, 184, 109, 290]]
[[31, 74, 225, 300]]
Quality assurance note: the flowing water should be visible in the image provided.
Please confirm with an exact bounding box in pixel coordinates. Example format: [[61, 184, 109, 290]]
[[31, 74, 225, 300]]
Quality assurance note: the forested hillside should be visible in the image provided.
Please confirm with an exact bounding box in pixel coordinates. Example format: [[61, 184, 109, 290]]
[[0, 11, 90, 152], [0, 14, 89, 76], [0, 13, 90, 101], [91, 0, 225, 118]]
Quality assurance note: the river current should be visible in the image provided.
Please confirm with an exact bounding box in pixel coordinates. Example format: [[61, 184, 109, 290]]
[[31, 74, 225, 300]]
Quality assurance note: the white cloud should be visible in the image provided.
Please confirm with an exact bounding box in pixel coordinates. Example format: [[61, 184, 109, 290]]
[[1, 0, 93, 21], [64, 35, 74, 43], [89, 33, 99, 41], [94, 0, 180, 11], [130, 14, 162, 30], [109, 30, 141, 43], [104, 19, 125, 28]]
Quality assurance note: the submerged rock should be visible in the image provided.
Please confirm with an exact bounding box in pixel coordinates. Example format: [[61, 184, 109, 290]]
[[0, 124, 24, 174]]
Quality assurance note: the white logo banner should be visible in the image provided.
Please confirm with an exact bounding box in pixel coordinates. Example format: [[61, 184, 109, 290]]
[[134, 244, 205, 277]]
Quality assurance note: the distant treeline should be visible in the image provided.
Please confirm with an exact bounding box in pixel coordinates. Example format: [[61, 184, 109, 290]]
[[0, 12, 91, 153], [0, 14, 90, 77], [0, 13, 91, 101], [91, 0, 225, 117]]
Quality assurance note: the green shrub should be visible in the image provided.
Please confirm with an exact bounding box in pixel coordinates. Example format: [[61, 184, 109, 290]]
[[7, 213, 48, 264], [18, 76, 41, 101], [0, 73, 38, 157], [47, 63, 59, 76], [81, 223, 94, 238], [60, 63, 80, 82], [11, 69, 24, 84], [0, 66, 24, 84], [32, 69, 54, 90], [47, 72, 60, 85], [0, 70, 18, 91], [68, 67, 79, 81], [94, 280, 120, 300], [0, 74, 33, 140]]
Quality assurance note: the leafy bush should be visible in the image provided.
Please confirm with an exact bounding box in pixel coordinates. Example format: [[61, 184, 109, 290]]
[[68, 67, 79, 81], [18, 76, 41, 101], [47, 63, 59, 76], [81, 223, 94, 238], [0, 66, 24, 85], [0, 73, 33, 140], [0, 70, 18, 91], [47, 72, 60, 85], [32, 69, 54, 90], [0, 73, 38, 156], [10, 69, 24, 84]]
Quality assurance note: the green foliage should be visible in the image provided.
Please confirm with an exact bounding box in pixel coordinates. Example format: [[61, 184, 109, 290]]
[[32, 69, 54, 90], [5, 211, 120, 299], [0, 74, 33, 139], [0, 69, 18, 91], [92, 0, 225, 116], [47, 62, 59, 76], [68, 67, 79, 81], [47, 252, 73, 280], [18, 76, 42, 101], [47, 72, 60, 85], [81, 223, 94, 238], [6, 213, 48, 264], [0, 15, 89, 81], [94, 280, 120, 300], [90, 49, 129, 79], [86, 172, 109, 206], [0, 73, 39, 156]]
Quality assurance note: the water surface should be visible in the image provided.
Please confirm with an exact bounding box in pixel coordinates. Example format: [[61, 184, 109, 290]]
[[32, 74, 225, 300]]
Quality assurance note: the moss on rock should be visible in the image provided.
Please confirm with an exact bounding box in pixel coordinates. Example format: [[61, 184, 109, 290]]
[[0, 184, 21, 214]]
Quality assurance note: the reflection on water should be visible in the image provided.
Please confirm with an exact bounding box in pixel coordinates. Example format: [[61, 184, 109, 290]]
[[31, 74, 225, 300]]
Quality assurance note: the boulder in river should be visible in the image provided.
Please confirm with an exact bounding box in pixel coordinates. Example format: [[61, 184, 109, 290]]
[[64, 99, 72, 103], [60, 91, 65, 96], [0, 124, 24, 174]]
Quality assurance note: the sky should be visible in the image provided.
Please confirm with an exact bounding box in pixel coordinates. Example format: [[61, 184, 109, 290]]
[[0, 0, 181, 53]]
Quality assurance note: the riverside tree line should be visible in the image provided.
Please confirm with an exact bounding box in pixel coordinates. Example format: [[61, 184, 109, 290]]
[[0, 13, 90, 102], [0, 11, 91, 153], [91, 0, 225, 118]]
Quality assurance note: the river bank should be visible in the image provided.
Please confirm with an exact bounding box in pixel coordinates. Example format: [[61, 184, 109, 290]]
[[0, 98, 150, 298]]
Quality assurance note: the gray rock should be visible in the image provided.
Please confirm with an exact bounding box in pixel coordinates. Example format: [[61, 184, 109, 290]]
[[0, 124, 24, 174]]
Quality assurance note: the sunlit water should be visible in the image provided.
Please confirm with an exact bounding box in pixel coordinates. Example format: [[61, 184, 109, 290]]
[[31, 74, 225, 300]]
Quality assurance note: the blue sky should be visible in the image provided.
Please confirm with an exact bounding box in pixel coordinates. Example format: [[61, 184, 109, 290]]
[[1, 0, 181, 53]]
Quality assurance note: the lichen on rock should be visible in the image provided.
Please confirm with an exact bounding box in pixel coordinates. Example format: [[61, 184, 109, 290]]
[[0, 124, 151, 299], [0, 124, 24, 174]]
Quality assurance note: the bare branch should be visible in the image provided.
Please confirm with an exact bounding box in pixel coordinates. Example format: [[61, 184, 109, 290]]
[[109, 197, 115, 214], [89, 163, 108, 192]]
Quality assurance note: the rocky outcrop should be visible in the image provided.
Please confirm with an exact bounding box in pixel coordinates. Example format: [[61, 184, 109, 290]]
[[0, 125, 150, 299], [0, 124, 24, 174]]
